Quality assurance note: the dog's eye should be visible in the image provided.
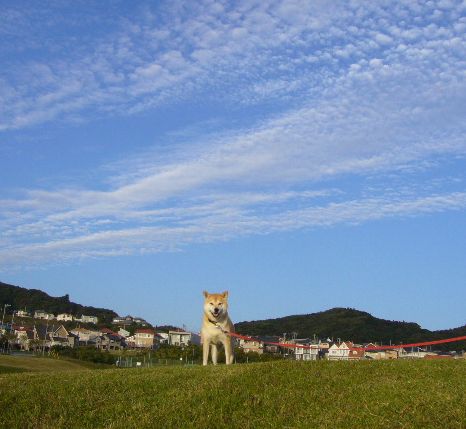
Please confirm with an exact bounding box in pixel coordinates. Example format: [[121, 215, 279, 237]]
[[210, 302, 214, 305]]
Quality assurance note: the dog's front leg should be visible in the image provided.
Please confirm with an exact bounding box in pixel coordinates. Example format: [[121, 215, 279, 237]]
[[203, 341, 210, 366], [223, 338, 233, 365], [211, 344, 218, 365]]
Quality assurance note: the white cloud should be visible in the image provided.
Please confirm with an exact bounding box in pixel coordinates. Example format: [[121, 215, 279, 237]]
[[1, 0, 466, 269]]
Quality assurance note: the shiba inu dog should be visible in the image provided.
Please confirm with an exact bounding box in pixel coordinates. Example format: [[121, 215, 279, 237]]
[[201, 291, 235, 365]]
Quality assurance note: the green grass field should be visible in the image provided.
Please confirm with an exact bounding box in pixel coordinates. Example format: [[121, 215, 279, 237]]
[[0, 354, 110, 373], [0, 359, 465, 429]]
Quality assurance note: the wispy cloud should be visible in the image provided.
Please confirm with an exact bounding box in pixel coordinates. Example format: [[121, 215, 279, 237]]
[[1, 1, 466, 269], [1, 1, 465, 129]]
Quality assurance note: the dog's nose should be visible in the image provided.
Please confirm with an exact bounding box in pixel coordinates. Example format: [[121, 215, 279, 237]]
[[214, 308, 219, 313]]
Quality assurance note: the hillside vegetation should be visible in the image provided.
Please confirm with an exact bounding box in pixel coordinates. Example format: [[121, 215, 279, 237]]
[[0, 360, 465, 428], [0, 281, 117, 324], [235, 307, 466, 350]]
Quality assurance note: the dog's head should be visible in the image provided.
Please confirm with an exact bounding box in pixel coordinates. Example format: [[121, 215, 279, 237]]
[[203, 291, 229, 320]]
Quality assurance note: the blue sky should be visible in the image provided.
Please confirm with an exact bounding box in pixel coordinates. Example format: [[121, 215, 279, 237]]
[[1, 0, 466, 332]]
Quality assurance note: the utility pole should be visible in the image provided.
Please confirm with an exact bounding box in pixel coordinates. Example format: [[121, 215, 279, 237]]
[[11, 310, 15, 331], [1, 304, 11, 327]]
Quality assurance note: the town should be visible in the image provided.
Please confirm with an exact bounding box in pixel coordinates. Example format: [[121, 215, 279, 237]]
[[1, 305, 463, 363]]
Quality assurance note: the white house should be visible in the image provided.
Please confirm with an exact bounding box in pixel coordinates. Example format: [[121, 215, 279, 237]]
[[57, 313, 74, 322], [168, 331, 201, 346], [15, 310, 31, 318], [327, 342, 365, 360], [118, 328, 130, 338], [80, 315, 98, 324], [294, 341, 319, 361], [34, 310, 55, 320], [127, 329, 157, 349], [157, 332, 169, 344], [238, 338, 263, 354], [112, 316, 133, 326]]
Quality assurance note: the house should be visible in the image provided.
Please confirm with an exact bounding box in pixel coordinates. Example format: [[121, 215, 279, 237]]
[[365, 349, 399, 360], [117, 328, 130, 338], [327, 341, 365, 360], [400, 347, 431, 359], [112, 316, 133, 326], [168, 330, 201, 347], [157, 332, 169, 344], [15, 310, 31, 318], [238, 338, 263, 354], [49, 325, 78, 348], [80, 315, 98, 324], [70, 327, 101, 345], [98, 329, 124, 350], [130, 328, 157, 349], [34, 310, 55, 320], [14, 327, 35, 350], [57, 313, 74, 322], [293, 340, 319, 361]]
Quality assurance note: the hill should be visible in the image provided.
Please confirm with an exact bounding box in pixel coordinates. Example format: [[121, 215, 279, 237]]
[[0, 281, 117, 324], [0, 354, 109, 373], [0, 360, 465, 428], [235, 307, 466, 350]]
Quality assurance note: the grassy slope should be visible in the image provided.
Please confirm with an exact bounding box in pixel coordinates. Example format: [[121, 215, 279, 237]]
[[0, 355, 108, 373], [0, 360, 465, 429]]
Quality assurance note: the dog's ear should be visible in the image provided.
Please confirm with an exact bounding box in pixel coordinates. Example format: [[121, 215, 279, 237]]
[[222, 291, 229, 298], [203, 290, 209, 298]]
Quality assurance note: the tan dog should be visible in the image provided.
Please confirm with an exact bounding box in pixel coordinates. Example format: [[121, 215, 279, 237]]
[[201, 291, 235, 365]]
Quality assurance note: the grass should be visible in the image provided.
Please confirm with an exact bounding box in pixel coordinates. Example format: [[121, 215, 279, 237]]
[[0, 354, 111, 373], [0, 359, 465, 428]]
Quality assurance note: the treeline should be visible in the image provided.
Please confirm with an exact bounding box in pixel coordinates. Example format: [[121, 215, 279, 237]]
[[50, 344, 282, 365], [0, 282, 117, 324], [51, 345, 117, 365]]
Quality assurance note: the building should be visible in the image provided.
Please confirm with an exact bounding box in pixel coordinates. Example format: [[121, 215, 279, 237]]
[[57, 313, 74, 322], [117, 328, 130, 338], [49, 325, 78, 348], [80, 315, 98, 324], [293, 340, 319, 361], [70, 327, 101, 345], [15, 310, 31, 318], [157, 332, 169, 344], [327, 341, 365, 360], [34, 310, 55, 320], [365, 349, 400, 360], [168, 330, 201, 347], [98, 329, 124, 350], [128, 328, 157, 349], [14, 327, 35, 350], [112, 316, 133, 326], [238, 338, 263, 354]]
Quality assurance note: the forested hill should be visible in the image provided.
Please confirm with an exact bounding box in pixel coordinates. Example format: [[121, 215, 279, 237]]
[[0, 281, 117, 324], [235, 308, 466, 349]]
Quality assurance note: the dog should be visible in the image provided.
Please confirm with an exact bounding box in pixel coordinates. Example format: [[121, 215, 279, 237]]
[[201, 291, 235, 365]]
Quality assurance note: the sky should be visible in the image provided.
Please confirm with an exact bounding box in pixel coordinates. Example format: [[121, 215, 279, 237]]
[[1, 0, 465, 333]]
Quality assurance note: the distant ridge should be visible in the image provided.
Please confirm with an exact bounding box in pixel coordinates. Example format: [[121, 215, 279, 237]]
[[0, 281, 117, 324], [235, 307, 466, 350]]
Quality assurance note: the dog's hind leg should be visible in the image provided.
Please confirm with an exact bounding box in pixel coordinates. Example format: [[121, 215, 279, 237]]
[[203, 341, 210, 366], [211, 344, 218, 365]]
